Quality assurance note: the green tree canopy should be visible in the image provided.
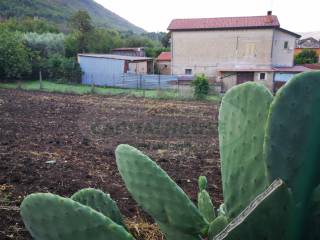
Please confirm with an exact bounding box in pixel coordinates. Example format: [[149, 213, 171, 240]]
[[0, 30, 31, 80], [0, 17, 59, 34], [294, 49, 319, 64], [69, 10, 93, 33]]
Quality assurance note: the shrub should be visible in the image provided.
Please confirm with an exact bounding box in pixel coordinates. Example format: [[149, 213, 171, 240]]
[[294, 49, 319, 64], [46, 54, 82, 83], [192, 74, 209, 99]]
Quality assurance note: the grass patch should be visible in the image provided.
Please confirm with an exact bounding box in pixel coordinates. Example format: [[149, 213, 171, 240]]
[[0, 80, 221, 102]]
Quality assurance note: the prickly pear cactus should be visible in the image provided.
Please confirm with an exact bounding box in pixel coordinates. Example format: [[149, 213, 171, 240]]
[[212, 179, 293, 240], [20, 193, 135, 240], [219, 82, 273, 218], [309, 185, 320, 240], [208, 215, 228, 239], [116, 144, 208, 240], [198, 176, 216, 222], [264, 72, 320, 240], [198, 176, 208, 191], [71, 188, 125, 227]]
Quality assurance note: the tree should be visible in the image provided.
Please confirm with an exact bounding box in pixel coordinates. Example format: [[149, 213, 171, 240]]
[[69, 10, 93, 53], [294, 49, 319, 64], [0, 30, 31, 80], [23, 32, 65, 58], [69, 10, 93, 33], [0, 17, 59, 34]]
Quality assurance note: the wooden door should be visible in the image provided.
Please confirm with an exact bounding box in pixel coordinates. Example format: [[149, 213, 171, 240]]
[[237, 72, 254, 84]]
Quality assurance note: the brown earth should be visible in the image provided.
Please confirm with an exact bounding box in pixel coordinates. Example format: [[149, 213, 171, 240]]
[[0, 89, 222, 240]]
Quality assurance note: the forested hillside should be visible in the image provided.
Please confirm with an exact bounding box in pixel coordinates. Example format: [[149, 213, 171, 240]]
[[0, 0, 144, 33]]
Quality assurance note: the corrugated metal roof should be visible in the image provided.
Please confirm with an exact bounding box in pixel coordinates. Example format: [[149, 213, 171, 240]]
[[78, 54, 152, 61], [112, 47, 145, 51], [168, 15, 280, 31], [157, 52, 171, 61]]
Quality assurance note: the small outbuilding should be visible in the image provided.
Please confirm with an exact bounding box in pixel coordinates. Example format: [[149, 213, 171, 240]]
[[156, 52, 171, 75], [78, 54, 153, 86]]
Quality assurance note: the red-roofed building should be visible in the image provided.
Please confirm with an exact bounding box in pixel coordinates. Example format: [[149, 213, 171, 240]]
[[156, 52, 171, 75], [168, 12, 303, 92]]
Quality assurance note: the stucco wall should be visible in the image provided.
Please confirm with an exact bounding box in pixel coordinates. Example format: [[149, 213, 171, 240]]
[[171, 29, 274, 76], [128, 61, 148, 74], [157, 61, 171, 75], [221, 72, 274, 92], [271, 29, 296, 67]]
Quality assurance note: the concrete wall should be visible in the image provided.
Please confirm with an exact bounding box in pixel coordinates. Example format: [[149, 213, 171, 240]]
[[221, 71, 274, 91], [171, 29, 274, 76], [157, 61, 171, 75], [271, 29, 296, 67], [128, 61, 148, 74]]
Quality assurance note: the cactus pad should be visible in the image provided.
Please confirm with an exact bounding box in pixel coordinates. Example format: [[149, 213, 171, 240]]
[[264, 72, 320, 239], [208, 215, 228, 239], [71, 188, 125, 227], [212, 179, 293, 240], [20, 193, 134, 240], [198, 189, 216, 222], [198, 176, 208, 191], [116, 144, 208, 237], [219, 82, 273, 218]]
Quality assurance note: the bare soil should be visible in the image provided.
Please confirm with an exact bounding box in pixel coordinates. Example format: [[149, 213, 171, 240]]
[[0, 89, 222, 240]]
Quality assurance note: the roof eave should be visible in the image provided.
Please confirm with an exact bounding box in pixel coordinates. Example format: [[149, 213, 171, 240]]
[[168, 25, 279, 32], [277, 27, 301, 38]]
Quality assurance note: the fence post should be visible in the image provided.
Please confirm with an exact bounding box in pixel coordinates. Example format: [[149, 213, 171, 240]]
[[39, 70, 43, 90], [143, 75, 145, 98]]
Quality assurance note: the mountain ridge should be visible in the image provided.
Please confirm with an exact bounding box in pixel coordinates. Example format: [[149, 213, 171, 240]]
[[0, 0, 145, 33]]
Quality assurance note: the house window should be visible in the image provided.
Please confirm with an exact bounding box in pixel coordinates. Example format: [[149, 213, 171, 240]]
[[284, 41, 289, 49], [259, 72, 267, 80], [185, 69, 192, 75]]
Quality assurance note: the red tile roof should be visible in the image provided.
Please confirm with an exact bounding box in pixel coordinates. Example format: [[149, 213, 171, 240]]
[[168, 15, 280, 31], [157, 52, 171, 61]]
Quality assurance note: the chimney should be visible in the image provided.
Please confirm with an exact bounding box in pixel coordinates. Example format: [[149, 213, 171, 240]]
[[267, 11, 272, 16]]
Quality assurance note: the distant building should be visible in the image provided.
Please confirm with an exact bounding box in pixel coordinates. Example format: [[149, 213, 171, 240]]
[[78, 54, 153, 86], [156, 52, 171, 75], [297, 37, 320, 48], [295, 37, 320, 63], [111, 48, 146, 57], [168, 11, 307, 92]]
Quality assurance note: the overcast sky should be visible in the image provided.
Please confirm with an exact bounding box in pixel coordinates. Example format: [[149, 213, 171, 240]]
[[95, 0, 319, 33]]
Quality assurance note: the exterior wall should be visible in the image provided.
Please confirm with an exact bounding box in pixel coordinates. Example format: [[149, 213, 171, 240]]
[[221, 71, 274, 92], [171, 29, 274, 77], [157, 61, 171, 75], [128, 61, 148, 74], [271, 29, 296, 67], [254, 72, 274, 90], [79, 56, 125, 86]]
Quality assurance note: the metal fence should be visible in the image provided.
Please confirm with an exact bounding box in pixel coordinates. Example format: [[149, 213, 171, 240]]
[[84, 73, 179, 90]]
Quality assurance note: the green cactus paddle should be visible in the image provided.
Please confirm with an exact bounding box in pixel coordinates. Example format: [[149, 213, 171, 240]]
[[20, 193, 134, 240], [219, 82, 273, 219], [71, 188, 125, 227], [116, 144, 208, 240]]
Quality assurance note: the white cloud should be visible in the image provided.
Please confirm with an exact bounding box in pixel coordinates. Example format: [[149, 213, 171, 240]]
[[95, 0, 319, 33]]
